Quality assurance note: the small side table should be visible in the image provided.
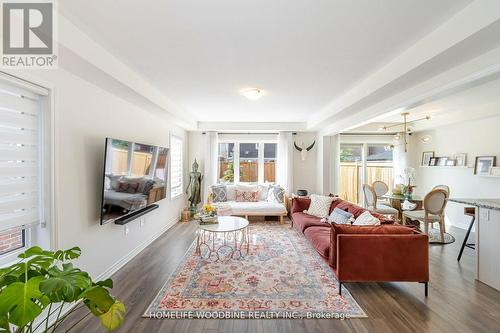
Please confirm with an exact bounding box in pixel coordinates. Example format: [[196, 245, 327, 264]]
[[195, 216, 249, 262]]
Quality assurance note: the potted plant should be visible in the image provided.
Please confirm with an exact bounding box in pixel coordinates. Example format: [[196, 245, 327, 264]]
[[0, 246, 125, 332]]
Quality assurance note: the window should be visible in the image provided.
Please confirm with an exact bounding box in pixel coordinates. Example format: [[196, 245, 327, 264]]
[[0, 229, 25, 255], [239, 143, 258, 183], [217, 141, 277, 184], [264, 143, 277, 183], [0, 78, 47, 260], [367, 145, 393, 162], [338, 143, 394, 205], [366, 144, 394, 190], [170, 135, 183, 198], [340, 145, 362, 162], [339, 144, 363, 204], [218, 143, 234, 183]]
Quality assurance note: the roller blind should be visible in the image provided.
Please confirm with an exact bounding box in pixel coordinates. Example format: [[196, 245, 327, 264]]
[[170, 136, 183, 198], [0, 82, 41, 232]]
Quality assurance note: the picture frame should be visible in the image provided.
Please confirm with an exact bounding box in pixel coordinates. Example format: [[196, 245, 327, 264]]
[[422, 151, 434, 166], [429, 157, 438, 166], [437, 157, 448, 166], [446, 159, 456, 166], [474, 156, 496, 175], [454, 153, 467, 167]]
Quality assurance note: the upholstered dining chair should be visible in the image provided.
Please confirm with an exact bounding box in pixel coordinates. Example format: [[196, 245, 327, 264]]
[[372, 180, 390, 205], [402, 189, 448, 242], [432, 184, 450, 196], [362, 184, 399, 222]]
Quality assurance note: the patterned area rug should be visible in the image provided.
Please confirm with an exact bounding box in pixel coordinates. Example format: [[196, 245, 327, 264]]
[[145, 222, 366, 319]]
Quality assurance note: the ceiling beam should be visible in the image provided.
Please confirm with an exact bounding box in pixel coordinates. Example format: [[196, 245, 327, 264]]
[[197, 121, 308, 132], [319, 47, 500, 136], [310, 0, 500, 133]]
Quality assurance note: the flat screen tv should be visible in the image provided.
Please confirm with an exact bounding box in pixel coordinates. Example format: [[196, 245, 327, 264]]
[[100, 138, 169, 224]]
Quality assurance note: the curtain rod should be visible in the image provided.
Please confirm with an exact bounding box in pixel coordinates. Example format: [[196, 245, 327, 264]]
[[340, 133, 397, 136], [202, 132, 282, 135]]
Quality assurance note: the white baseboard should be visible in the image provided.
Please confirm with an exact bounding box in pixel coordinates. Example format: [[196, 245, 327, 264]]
[[96, 217, 178, 281]]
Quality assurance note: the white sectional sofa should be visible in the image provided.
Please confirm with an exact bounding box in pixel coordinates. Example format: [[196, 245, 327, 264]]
[[208, 184, 288, 223]]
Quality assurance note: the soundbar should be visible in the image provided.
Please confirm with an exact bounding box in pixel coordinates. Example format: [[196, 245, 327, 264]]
[[114, 204, 159, 225]]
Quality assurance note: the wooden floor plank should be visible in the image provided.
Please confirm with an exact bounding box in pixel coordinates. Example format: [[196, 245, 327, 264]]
[[61, 220, 500, 333]]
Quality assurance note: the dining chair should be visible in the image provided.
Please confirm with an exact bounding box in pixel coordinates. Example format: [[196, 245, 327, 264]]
[[362, 184, 399, 222], [432, 184, 450, 196], [372, 181, 390, 205], [402, 189, 448, 242]]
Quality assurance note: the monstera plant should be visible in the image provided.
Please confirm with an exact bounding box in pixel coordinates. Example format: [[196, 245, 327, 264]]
[[0, 246, 125, 333]]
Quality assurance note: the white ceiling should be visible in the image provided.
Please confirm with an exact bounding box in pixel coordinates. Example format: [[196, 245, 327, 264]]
[[59, 0, 472, 123], [348, 77, 500, 134]]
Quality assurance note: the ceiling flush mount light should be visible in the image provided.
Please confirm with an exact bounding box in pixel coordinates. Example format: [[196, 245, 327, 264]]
[[241, 88, 263, 100]]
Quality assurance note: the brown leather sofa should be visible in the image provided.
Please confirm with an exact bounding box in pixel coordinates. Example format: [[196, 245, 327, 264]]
[[291, 197, 429, 295]]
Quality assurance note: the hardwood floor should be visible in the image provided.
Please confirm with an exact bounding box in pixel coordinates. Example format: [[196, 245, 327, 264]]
[[62, 221, 500, 333]]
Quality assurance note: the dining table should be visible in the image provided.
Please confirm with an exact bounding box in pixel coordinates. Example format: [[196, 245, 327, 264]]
[[382, 193, 424, 226]]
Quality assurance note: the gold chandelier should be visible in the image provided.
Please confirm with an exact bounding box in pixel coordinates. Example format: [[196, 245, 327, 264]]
[[381, 112, 430, 152]]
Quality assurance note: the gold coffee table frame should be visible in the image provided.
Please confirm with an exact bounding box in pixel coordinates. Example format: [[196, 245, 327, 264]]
[[195, 216, 250, 262]]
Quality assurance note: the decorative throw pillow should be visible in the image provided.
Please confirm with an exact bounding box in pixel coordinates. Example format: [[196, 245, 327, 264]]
[[142, 180, 155, 195], [226, 185, 236, 201], [258, 184, 270, 201], [327, 207, 354, 224], [106, 174, 123, 190], [236, 190, 259, 202], [353, 211, 381, 226], [306, 194, 335, 218], [267, 185, 284, 203], [211, 184, 227, 202]]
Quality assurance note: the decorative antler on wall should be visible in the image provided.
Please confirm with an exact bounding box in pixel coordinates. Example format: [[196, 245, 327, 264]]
[[294, 141, 315, 161]]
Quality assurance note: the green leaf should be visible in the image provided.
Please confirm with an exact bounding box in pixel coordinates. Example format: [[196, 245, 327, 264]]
[[54, 247, 82, 261], [95, 278, 113, 289], [39, 263, 92, 302], [83, 286, 115, 316], [26, 255, 54, 271], [99, 301, 125, 331], [0, 276, 50, 327], [0, 274, 18, 289], [17, 246, 44, 259], [0, 262, 26, 279], [0, 314, 9, 333]]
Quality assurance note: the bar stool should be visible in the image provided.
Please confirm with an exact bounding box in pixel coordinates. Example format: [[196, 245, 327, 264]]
[[457, 207, 476, 262]]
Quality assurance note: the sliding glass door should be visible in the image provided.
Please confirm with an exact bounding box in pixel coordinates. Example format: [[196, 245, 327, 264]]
[[339, 144, 363, 204], [339, 143, 393, 205]]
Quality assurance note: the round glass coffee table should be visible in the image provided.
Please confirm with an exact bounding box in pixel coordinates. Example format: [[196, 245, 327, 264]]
[[195, 216, 249, 262]]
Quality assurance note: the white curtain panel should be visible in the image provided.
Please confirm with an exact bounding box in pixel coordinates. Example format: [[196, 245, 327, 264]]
[[203, 131, 218, 203], [277, 132, 294, 194]]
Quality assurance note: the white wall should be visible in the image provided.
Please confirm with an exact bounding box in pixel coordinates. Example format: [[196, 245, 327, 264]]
[[293, 132, 318, 194], [412, 115, 500, 229], [16, 67, 187, 279]]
